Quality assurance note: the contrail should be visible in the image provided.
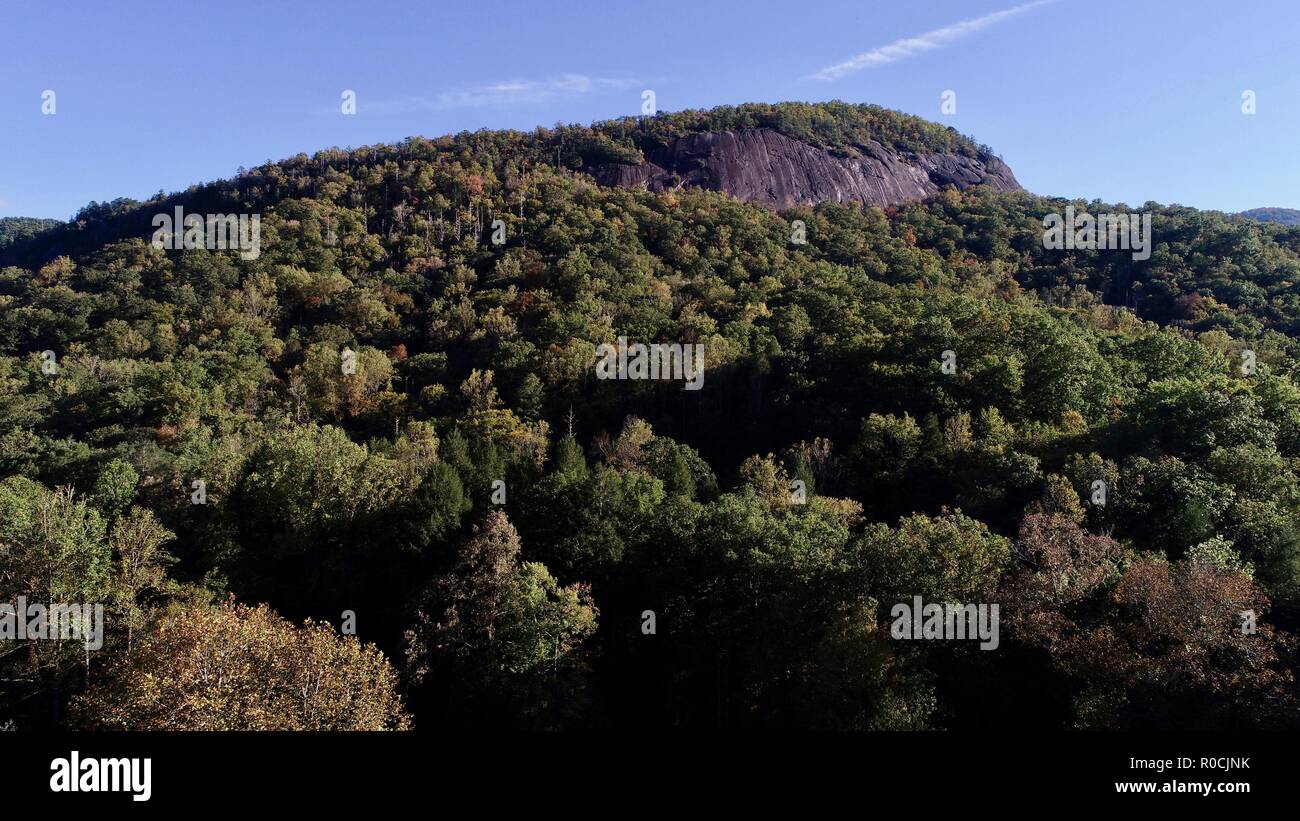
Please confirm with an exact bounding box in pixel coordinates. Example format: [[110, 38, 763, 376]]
[[810, 0, 1055, 80]]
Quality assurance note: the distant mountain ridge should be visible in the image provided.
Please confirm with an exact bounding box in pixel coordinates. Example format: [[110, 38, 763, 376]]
[[1240, 207, 1300, 226], [0, 217, 61, 249]]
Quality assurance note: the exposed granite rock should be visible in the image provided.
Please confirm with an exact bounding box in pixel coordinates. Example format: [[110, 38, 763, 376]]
[[587, 127, 1020, 209]]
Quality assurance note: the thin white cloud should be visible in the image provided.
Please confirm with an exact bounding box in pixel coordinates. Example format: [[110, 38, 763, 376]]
[[809, 0, 1054, 80], [365, 74, 641, 114]]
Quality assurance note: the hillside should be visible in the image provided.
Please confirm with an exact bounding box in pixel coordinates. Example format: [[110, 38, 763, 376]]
[[1, 102, 1010, 268], [1242, 207, 1300, 226], [0, 216, 61, 249], [4, 102, 1300, 732]]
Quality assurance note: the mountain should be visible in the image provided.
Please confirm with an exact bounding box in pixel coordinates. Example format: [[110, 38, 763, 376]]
[[580, 101, 1019, 208], [0, 216, 61, 249], [1240, 207, 1300, 225], [1, 101, 1014, 267], [6, 101, 1300, 732]]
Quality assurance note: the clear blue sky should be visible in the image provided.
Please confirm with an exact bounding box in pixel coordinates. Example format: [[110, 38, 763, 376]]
[[3, 0, 1298, 220]]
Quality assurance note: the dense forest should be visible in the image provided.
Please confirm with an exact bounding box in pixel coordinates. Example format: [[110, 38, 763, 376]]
[[4, 102, 1300, 730], [0, 218, 60, 250]]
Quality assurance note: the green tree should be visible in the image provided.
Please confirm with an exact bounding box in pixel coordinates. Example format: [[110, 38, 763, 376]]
[[405, 511, 598, 728]]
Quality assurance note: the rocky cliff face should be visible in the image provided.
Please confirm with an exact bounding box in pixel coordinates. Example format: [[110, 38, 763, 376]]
[[587, 127, 1020, 209]]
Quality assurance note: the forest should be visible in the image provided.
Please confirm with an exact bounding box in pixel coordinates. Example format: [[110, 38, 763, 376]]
[[3, 101, 1300, 730]]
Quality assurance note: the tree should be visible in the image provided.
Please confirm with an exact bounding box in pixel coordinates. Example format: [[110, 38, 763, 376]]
[[861, 509, 1012, 603], [91, 459, 139, 518], [0, 477, 111, 604], [400, 461, 470, 555], [739, 453, 794, 513], [1003, 514, 1296, 729], [1006, 513, 1123, 608], [1027, 473, 1086, 523], [553, 434, 588, 478], [108, 506, 177, 655], [0, 478, 112, 724], [71, 600, 410, 730], [404, 511, 597, 728]]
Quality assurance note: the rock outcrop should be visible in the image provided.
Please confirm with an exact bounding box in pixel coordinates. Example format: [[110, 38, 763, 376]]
[[587, 127, 1020, 209]]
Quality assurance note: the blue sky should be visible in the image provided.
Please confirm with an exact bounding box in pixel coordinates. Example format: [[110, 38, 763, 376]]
[[3, 0, 1299, 220]]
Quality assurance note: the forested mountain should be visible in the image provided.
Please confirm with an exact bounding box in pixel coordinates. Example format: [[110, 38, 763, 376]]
[[4, 102, 1300, 731], [0, 217, 61, 249], [1242, 207, 1300, 226]]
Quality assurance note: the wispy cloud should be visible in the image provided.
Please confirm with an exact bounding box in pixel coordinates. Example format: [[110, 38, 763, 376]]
[[363, 74, 642, 114], [809, 0, 1054, 81]]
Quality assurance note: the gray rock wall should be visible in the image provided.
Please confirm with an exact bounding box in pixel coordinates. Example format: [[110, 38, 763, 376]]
[[587, 127, 1020, 209]]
